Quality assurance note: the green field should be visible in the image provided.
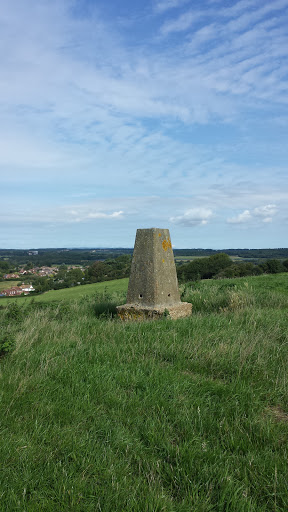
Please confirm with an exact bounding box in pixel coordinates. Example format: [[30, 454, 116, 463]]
[[1, 274, 288, 510], [0, 280, 19, 291], [0, 278, 129, 306]]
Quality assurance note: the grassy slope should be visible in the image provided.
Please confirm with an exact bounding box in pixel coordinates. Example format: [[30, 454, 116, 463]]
[[1, 272, 287, 307], [0, 274, 288, 511], [0, 278, 129, 305]]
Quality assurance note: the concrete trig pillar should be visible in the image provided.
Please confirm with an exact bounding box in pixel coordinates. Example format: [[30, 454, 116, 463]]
[[117, 228, 192, 320]]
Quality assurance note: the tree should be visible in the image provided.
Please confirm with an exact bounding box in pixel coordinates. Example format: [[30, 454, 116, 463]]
[[0, 260, 10, 271], [33, 277, 54, 293], [177, 253, 233, 282], [86, 255, 132, 283], [65, 268, 84, 285], [86, 261, 108, 282], [56, 264, 68, 280], [260, 259, 285, 274], [215, 262, 263, 279]]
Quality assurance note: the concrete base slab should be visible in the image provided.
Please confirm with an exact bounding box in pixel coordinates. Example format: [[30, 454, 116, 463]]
[[116, 302, 192, 321]]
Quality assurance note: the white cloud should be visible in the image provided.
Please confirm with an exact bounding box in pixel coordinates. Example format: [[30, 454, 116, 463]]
[[70, 210, 124, 222], [253, 204, 278, 223], [254, 204, 277, 217], [227, 209, 252, 224], [170, 208, 213, 226], [227, 204, 278, 224], [87, 211, 124, 219]]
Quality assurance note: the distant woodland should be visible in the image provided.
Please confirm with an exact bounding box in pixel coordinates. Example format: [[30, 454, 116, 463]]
[[1, 247, 288, 267]]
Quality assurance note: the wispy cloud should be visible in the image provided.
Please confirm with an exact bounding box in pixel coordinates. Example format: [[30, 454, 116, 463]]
[[170, 208, 213, 227], [155, 0, 190, 13], [159, 10, 202, 35], [158, 0, 288, 107], [0, 0, 287, 247], [69, 210, 124, 223], [87, 211, 124, 219]]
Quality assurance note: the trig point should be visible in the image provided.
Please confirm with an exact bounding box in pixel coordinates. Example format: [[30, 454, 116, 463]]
[[117, 228, 192, 320]]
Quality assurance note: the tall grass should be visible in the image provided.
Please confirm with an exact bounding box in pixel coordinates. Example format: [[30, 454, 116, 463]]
[[181, 274, 288, 313], [1, 275, 288, 510]]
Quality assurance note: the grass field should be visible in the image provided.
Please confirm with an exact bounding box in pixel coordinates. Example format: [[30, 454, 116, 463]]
[[1, 274, 288, 510], [0, 278, 129, 306], [0, 280, 19, 291]]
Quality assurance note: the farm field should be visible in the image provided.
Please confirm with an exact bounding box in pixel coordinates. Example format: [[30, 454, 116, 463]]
[[175, 255, 209, 262], [1, 273, 288, 510], [175, 255, 255, 262]]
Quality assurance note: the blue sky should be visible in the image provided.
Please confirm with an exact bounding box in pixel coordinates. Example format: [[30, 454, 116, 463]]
[[1, 0, 288, 249]]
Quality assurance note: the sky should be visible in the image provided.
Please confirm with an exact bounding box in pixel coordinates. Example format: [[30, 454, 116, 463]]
[[1, 0, 288, 249]]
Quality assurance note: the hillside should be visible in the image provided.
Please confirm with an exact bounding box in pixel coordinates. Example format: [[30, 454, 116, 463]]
[[1, 274, 288, 510], [0, 278, 129, 306]]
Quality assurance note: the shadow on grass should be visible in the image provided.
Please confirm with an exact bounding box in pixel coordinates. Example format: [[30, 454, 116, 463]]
[[94, 301, 118, 318]]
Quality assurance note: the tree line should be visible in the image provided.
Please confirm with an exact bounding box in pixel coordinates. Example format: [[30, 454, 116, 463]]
[[0, 249, 133, 267], [1, 247, 288, 268], [177, 253, 288, 282], [174, 248, 288, 259]]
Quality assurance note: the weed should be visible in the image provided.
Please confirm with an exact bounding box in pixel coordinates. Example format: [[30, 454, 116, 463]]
[[6, 302, 23, 323], [0, 333, 15, 356]]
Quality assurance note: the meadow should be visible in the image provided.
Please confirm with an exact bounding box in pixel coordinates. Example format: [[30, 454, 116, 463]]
[[0, 274, 288, 511]]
